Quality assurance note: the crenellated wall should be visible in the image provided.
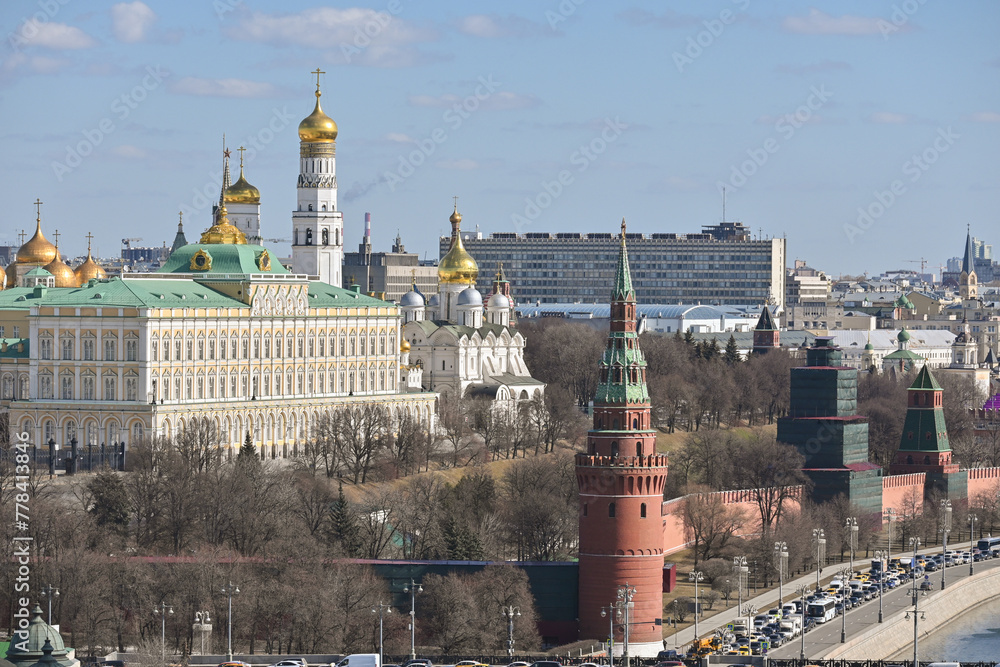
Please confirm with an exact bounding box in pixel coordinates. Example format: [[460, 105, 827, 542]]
[[880, 472, 926, 518], [967, 466, 1000, 498]]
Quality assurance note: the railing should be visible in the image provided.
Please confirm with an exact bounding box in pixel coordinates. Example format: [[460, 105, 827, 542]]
[[0, 443, 126, 473], [575, 453, 668, 468]]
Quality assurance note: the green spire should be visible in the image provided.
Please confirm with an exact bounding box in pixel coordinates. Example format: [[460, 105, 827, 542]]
[[612, 218, 634, 302]]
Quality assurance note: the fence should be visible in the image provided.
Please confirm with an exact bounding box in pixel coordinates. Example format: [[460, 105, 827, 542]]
[[0, 441, 127, 474]]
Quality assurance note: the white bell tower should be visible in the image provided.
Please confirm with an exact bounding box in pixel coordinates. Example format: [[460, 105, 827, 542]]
[[292, 68, 343, 285]]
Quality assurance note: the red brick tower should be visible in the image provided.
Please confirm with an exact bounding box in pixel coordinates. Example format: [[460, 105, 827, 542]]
[[576, 220, 668, 656], [752, 305, 779, 354]]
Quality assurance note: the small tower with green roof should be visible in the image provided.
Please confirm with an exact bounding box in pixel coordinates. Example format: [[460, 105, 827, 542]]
[[889, 366, 968, 500]]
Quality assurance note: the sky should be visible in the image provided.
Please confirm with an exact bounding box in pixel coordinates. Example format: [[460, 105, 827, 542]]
[[0, 0, 997, 276]]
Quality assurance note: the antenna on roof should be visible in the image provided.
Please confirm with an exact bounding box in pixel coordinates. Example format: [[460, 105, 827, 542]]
[[722, 186, 726, 223]]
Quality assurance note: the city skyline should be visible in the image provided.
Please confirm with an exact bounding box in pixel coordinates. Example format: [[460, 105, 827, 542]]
[[1, 0, 997, 274]]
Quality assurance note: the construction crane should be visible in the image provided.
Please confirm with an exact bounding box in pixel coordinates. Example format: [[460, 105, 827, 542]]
[[121, 237, 143, 249], [263, 238, 291, 243], [904, 258, 928, 273]]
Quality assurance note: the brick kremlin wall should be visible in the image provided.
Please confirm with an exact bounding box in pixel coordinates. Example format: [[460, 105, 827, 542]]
[[881, 472, 926, 516], [967, 466, 1000, 499]]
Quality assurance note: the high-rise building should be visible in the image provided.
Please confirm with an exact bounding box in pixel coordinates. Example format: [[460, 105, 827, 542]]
[[444, 222, 786, 310], [576, 221, 668, 657]]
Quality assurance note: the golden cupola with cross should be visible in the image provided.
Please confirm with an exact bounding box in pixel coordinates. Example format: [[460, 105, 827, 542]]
[[43, 231, 76, 288], [5, 199, 59, 289], [74, 232, 107, 286]]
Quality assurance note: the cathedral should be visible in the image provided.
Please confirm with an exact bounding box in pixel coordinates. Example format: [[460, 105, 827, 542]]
[[398, 205, 544, 403], [0, 74, 435, 454]]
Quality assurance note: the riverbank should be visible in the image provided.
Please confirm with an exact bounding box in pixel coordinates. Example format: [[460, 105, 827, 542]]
[[821, 565, 1000, 659], [889, 596, 1000, 661]]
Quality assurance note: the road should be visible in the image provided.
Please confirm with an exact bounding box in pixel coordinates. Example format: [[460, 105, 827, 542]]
[[768, 552, 1000, 659]]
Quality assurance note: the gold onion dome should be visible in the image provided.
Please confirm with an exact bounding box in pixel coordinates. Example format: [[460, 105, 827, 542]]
[[298, 88, 338, 143], [43, 247, 76, 288], [225, 153, 260, 204], [74, 244, 106, 286], [400, 338, 411, 353], [438, 204, 478, 285], [200, 204, 247, 245], [4, 263, 16, 289], [18, 219, 58, 265]]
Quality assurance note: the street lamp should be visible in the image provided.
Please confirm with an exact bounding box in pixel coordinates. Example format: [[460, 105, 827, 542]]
[[221, 581, 239, 662], [732, 556, 748, 613], [845, 517, 859, 571], [40, 584, 59, 625], [884, 507, 896, 560], [372, 602, 392, 666], [940, 500, 952, 590], [838, 566, 852, 643], [874, 549, 888, 623], [773, 542, 788, 605], [193, 611, 212, 656], [906, 536, 926, 667], [616, 583, 636, 667], [501, 605, 520, 659], [154, 602, 173, 667], [402, 579, 423, 660], [796, 585, 809, 661], [812, 529, 826, 592], [968, 514, 979, 576], [688, 572, 703, 644], [600, 603, 617, 667]]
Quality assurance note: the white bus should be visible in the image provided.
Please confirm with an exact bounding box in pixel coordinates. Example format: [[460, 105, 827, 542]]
[[807, 598, 837, 624]]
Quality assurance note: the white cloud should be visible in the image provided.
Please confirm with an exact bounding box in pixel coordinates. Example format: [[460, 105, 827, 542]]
[[383, 133, 414, 143], [968, 111, 1000, 123], [436, 158, 481, 170], [782, 9, 889, 36], [14, 20, 96, 49], [111, 1, 157, 43], [169, 77, 280, 98], [228, 8, 438, 66], [456, 14, 550, 39], [111, 144, 146, 159], [408, 91, 540, 111], [1, 52, 71, 75], [868, 111, 911, 124]]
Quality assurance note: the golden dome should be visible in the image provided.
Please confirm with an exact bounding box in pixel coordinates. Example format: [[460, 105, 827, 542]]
[[74, 246, 106, 286], [200, 204, 247, 245], [224, 152, 260, 205], [17, 219, 58, 265], [4, 263, 16, 289], [43, 249, 76, 288], [400, 338, 411, 353], [298, 90, 338, 143], [438, 204, 478, 285]]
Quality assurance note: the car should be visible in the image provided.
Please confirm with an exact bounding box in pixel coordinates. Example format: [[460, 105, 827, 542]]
[[271, 660, 307, 667], [403, 660, 433, 667], [652, 662, 684, 667], [920, 580, 934, 591], [217, 663, 251, 667], [456, 663, 487, 667], [527, 662, 562, 667], [507, 663, 530, 667], [925, 561, 939, 572]]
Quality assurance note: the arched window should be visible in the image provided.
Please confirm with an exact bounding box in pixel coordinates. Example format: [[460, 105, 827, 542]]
[[636, 441, 643, 456], [322, 229, 329, 245], [306, 228, 313, 245], [640, 503, 647, 518], [609, 502, 616, 518], [611, 441, 619, 457]]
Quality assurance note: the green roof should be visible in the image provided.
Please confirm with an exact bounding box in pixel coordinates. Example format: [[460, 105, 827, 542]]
[[0, 277, 245, 309], [24, 267, 52, 278], [909, 365, 942, 390], [0, 339, 29, 358], [883, 348, 924, 361], [409, 319, 512, 339], [612, 227, 634, 302], [307, 281, 396, 308], [157, 243, 291, 276]]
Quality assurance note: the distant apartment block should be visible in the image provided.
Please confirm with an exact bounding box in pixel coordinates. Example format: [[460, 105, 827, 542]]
[[443, 222, 787, 309]]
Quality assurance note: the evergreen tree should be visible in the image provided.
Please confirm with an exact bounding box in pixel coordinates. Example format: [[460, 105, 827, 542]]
[[724, 334, 741, 365], [87, 469, 130, 534], [238, 430, 258, 464], [705, 338, 721, 360], [329, 481, 360, 556], [683, 328, 695, 346]]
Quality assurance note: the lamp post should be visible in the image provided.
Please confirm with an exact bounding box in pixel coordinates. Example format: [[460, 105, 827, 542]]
[[773, 542, 788, 605], [884, 507, 896, 560], [154, 602, 173, 667], [797, 585, 808, 661], [402, 578, 423, 660], [40, 584, 59, 625], [501, 605, 520, 660], [193, 611, 211, 656], [740, 603, 756, 639], [845, 517, 859, 571], [616, 583, 636, 667], [906, 537, 925, 667], [221, 581, 239, 662], [372, 602, 392, 666], [940, 500, 952, 590], [732, 556, 748, 613], [688, 572, 703, 645], [600, 603, 616, 667], [838, 566, 852, 643], [812, 529, 826, 592], [874, 549, 888, 623], [969, 514, 978, 577]]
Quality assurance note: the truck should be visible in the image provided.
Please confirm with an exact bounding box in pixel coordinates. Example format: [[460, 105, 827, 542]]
[[335, 655, 380, 667], [779, 615, 802, 637]]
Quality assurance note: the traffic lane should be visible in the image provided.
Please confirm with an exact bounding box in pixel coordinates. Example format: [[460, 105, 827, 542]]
[[768, 556, 1000, 659]]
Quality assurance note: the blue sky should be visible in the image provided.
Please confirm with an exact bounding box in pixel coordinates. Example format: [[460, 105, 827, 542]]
[[0, 0, 997, 276]]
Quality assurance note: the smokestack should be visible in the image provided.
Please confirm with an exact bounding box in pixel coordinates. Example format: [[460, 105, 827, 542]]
[[365, 212, 371, 238]]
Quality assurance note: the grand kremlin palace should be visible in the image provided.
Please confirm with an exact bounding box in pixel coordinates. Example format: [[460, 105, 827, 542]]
[[0, 78, 436, 454]]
